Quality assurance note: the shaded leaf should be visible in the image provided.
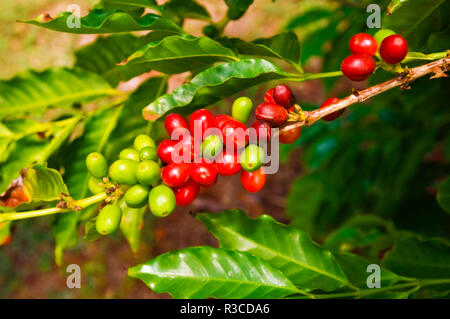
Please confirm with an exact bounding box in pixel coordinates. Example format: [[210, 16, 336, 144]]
[[163, 0, 210, 22], [84, 217, 102, 242], [197, 210, 352, 292], [119, 197, 146, 253], [437, 177, 450, 214], [225, 0, 254, 20], [0, 68, 118, 118], [129, 246, 301, 298], [23, 164, 68, 202]]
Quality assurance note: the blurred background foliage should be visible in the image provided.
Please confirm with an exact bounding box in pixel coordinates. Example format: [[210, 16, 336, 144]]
[[0, 0, 449, 298]]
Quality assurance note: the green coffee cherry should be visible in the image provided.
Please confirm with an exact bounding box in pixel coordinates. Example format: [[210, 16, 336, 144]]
[[136, 160, 161, 185], [86, 152, 107, 178], [108, 159, 138, 185], [133, 134, 156, 151], [139, 146, 158, 161], [88, 176, 104, 194], [202, 135, 223, 161], [148, 184, 176, 217], [232, 97, 253, 123], [124, 184, 149, 208], [374, 29, 396, 46], [240, 144, 265, 172], [119, 148, 140, 162], [96, 204, 122, 235]]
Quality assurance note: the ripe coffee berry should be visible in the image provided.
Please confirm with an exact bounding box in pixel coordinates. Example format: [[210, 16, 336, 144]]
[[380, 35, 408, 64], [215, 151, 241, 176], [161, 162, 191, 187], [341, 53, 376, 81], [349, 33, 378, 56], [250, 120, 271, 143], [273, 85, 296, 108], [264, 88, 277, 104], [214, 114, 234, 130], [189, 109, 215, 139], [255, 103, 288, 126], [173, 179, 200, 206], [221, 119, 249, 150], [157, 139, 177, 163], [191, 161, 218, 185], [278, 124, 302, 144], [164, 113, 188, 137], [320, 97, 344, 121], [240, 166, 266, 193]]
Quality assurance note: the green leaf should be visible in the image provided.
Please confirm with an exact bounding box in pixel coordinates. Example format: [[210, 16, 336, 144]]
[[21, 9, 182, 34], [334, 253, 409, 289], [104, 76, 167, 159], [225, 0, 254, 20], [197, 210, 352, 292], [127, 35, 237, 74], [387, 0, 409, 14], [220, 31, 302, 70], [23, 164, 68, 202], [0, 221, 12, 246], [285, 8, 333, 30], [437, 177, 450, 214], [383, 237, 450, 279], [403, 51, 448, 63], [0, 68, 118, 118], [129, 246, 301, 298], [100, 0, 160, 11], [143, 59, 303, 119], [163, 0, 210, 22], [0, 117, 80, 194], [383, 0, 445, 49], [119, 197, 146, 253], [84, 217, 102, 242]]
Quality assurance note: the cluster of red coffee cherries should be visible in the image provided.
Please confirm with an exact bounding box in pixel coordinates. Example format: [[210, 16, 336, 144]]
[[341, 30, 409, 81]]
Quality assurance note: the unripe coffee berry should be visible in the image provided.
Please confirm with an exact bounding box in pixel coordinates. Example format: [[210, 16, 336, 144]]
[[232, 97, 253, 123], [88, 176, 104, 194], [148, 184, 176, 217], [124, 184, 149, 208], [86, 152, 107, 179], [96, 204, 122, 235], [108, 159, 138, 185], [134, 134, 156, 151], [380, 34, 408, 64], [341, 54, 376, 81], [374, 29, 396, 47], [240, 144, 265, 172], [119, 148, 140, 162], [136, 160, 161, 185], [202, 134, 223, 161], [349, 33, 378, 56], [139, 146, 158, 161]]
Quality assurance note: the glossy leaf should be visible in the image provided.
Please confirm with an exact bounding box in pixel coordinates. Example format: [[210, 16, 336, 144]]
[[104, 76, 167, 159], [144, 59, 299, 119], [127, 35, 237, 74], [220, 31, 302, 69], [383, 237, 450, 278], [21, 9, 182, 34], [197, 210, 352, 292], [0, 68, 118, 118], [129, 246, 301, 298], [437, 177, 450, 214], [119, 197, 146, 253], [162, 0, 210, 22], [0, 117, 80, 194]]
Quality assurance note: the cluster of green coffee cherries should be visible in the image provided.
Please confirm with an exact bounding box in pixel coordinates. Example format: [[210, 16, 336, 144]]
[[85, 134, 174, 235]]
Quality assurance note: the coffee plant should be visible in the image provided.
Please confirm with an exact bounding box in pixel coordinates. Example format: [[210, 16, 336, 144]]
[[1, 0, 450, 299]]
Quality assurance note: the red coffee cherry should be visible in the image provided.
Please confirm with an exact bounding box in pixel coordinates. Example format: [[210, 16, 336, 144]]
[[221, 119, 249, 150], [278, 124, 302, 144], [380, 34, 408, 64], [341, 54, 376, 81], [164, 113, 188, 137], [240, 166, 266, 193], [273, 85, 296, 108], [173, 179, 200, 206], [189, 109, 215, 139], [175, 135, 197, 162], [349, 33, 378, 56], [255, 103, 288, 126], [161, 162, 191, 187], [250, 120, 271, 143], [157, 139, 177, 163], [264, 88, 276, 104], [215, 151, 241, 176], [190, 160, 218, 185], [320, 97, 344, 121], [214, 114, 234, 130], [202, 175, 218, 188]]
